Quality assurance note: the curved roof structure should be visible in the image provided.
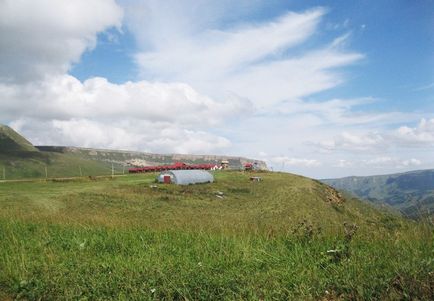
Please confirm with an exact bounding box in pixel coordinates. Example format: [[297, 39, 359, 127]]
[[158, 170, 214, 185]]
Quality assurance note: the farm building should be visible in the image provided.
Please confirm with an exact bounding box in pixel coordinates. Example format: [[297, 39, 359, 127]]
[[129, 162, 217, 173], [157, 170, 214, 185], [244, 162, 260, 171], [221, 160, 229, 169]]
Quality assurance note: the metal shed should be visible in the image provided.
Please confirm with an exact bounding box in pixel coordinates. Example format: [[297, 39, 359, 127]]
[[157, 170, 214, 185]]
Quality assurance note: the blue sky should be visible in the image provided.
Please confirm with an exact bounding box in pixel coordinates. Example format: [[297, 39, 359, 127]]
[[71, 0, 434, 108], [1, 0, 433, 178]]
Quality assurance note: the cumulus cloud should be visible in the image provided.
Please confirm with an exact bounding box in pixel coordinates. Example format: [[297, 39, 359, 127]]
[[2, 75, 248, 152], [317, 118, 434, 153], [11, 118, 231, 154], [0, 75, 251, 126], [0, 0, 123, 83], [1, 0, 431, 177], [394, 118, 434, 146], [0, 0, 249, 154]]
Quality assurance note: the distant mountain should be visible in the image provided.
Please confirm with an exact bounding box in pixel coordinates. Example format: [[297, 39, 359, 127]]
[[0, 124, 39, 153], [322, 170, 434, 219], [0, 125, 267, 180]]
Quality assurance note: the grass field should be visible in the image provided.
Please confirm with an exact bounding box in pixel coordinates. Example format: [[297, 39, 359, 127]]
[[0, 151, 125, 181], [0, 171, 432, 300]]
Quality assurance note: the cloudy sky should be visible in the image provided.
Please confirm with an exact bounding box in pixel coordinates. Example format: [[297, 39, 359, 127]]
[[0, 0, 433, 178]]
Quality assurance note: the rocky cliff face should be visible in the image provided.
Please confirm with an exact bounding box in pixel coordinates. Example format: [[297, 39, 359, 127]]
[[36, 146, 268, 170]]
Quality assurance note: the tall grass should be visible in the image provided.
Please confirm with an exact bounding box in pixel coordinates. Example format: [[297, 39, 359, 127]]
[[0, 172, 432, 300]]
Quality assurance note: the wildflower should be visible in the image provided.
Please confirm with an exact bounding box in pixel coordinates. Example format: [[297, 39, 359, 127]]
[[150, 288, 156, 294]]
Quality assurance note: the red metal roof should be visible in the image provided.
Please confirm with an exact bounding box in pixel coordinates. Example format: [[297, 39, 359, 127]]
[[128, 162, 216, 173]]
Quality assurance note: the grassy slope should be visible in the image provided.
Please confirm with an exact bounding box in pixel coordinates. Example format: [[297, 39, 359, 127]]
[[0, 124, 123, 180], [0, 172, 432, 300], [0, 152, 126, 180], [0, 125, 38, 153]]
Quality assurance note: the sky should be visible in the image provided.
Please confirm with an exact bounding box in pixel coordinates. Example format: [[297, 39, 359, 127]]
[[0, 0, 433, 179]]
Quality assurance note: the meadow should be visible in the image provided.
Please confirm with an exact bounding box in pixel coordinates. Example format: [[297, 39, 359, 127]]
[[0, 171, 432, 300]]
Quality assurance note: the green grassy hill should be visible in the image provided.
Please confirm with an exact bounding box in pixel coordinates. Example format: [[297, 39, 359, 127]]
[[0, 124, 38, 153], [322, 169, 434, 219], [0, 125, 118, 179], [0, 172, 432, 300]]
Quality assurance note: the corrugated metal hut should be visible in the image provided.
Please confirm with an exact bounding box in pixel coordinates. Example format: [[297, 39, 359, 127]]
[[157, 170, 214, 185]]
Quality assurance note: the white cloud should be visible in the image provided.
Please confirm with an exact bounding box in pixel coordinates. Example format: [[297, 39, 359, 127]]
[[270, 156, 322, 167], [394, 118, 434, 146], [130, 6, 363, 106], [335, 159, 353, 168], [318, 131, 385, 152], [363, 157, 422, 169], [1, 1, 432, 178], [2, 75, 249, 153], [401, 158, 422, 167], [136, 8, 325, 79], [317, 118, 434, 153], [11, 118, 231, 154], [0, 0, 256, 155], [0, 75, 251, 126], [0, 0, 123, 82], [273, 97, 411, 127]]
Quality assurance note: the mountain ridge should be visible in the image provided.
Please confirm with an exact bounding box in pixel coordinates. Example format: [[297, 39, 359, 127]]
[[322, 169, 434, 219]]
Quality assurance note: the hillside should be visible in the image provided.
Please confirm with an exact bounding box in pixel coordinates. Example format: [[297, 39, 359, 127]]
[[322, 169, 434, 219], [0, 124, 38, 153], [0, 125, 266, 180], [0, 171, 432, 299]]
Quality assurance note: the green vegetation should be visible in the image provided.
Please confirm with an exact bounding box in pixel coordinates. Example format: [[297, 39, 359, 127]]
[[0, 125, 120, 180], [0, 151, 122, 180], [323, 170, 434, 219], [0, 125, 38, 153], [0, 172, 432, 300]]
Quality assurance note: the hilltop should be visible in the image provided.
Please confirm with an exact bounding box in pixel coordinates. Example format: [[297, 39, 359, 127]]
[[0, 171, 432, 299], [0, 124, 39, 153], [0, 125, 266, 179], [322, 169, 434, 219]]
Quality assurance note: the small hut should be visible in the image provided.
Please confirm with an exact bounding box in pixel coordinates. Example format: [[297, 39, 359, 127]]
[[221, 160, 229, 169], [157, 170, 214, 185]]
